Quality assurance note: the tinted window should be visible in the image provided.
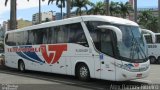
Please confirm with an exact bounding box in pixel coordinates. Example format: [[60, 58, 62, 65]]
[[85, 21, 114, 56], [144, 35, 152, 44], [68, 23, 88, 47], [14, 32, 24, 45], [5, 33, 16, 46], [28, 30, 35, 45], [5, 23, 88, 47], [156, 35, 160, 43]]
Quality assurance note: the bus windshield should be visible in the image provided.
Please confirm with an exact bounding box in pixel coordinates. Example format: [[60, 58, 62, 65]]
[[117, 26, 147, 62], [85, 21, 148, 63]]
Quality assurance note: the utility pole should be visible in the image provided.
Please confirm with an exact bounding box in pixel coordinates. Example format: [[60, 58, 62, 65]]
[[158, 0, 160, 32], [39, 0, 41, 24], [67, 0, 71, 18], [134, 0, 137, 22], [105, 0, 110, 15]]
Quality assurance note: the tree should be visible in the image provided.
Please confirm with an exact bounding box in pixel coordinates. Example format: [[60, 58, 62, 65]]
[[71, 0, 92, 15], [109, 1, 120, 16], [5, 0, 17, 30], [138, 10, 158, 32], [119, 2, 133, 18], [48, 0, 65, 19], [87, 1, 105, 15]]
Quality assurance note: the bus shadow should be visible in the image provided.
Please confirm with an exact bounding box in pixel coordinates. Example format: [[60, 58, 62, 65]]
[[0, 66, 150, 90]]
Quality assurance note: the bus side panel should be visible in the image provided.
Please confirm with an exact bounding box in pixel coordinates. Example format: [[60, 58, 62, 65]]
[[67, 44, 94, 77], [147, 44, 160, 59], [5, 48, 18, 69]]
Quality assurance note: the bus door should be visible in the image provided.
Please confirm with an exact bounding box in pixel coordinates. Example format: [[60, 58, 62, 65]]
[[93, 30, 116, 80], [100, 30, 116, 80]]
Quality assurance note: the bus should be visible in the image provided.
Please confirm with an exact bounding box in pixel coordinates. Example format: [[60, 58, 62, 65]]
[[5, 15, 150, 81], [144, 32, 160, 64]]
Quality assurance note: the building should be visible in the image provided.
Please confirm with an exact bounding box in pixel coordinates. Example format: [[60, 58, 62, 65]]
[[2, 19, 32, 31], [32, 11, 54, 25], [128, 0, 158, 21], [2, 21, 8, 31], [17, 19, 32, 29]]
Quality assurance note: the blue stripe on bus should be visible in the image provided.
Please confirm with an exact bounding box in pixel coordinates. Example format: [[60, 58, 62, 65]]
[[16, 46, 45, 64], [22, 52, 44, 63], [16, 52, 38, 63]]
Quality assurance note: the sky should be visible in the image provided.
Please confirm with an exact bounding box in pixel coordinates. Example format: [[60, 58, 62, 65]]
[[0, 0, 158, 24]]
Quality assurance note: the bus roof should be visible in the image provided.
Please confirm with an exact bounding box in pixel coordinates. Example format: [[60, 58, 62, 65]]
[[6, 15, 138, 33], [81, 15, 138, 26]]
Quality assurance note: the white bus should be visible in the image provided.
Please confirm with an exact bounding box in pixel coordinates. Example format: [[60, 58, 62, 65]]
[[5, 15, 150, 81], [144, 32, 160, 64]]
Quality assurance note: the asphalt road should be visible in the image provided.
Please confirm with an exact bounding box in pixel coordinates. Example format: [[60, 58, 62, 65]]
[[0, 65, 160, 90]]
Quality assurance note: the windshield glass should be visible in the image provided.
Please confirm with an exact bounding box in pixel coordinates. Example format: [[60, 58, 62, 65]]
[[117, 25, 147, 61], [85, 21, 148, 62]]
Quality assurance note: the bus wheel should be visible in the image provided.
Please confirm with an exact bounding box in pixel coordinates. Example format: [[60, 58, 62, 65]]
[[77, 64, 90, 81], [157, 57, 160, 64], [149, 57, 156, 64], [18, 60, 25, 72]]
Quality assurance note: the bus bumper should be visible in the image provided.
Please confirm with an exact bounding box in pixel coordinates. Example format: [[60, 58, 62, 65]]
[[115, 61, 150, 81]]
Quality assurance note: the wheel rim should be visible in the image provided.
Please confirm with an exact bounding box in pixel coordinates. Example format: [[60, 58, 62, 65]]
[[79, 66, 88, 78], [20, 62, 24, 71]]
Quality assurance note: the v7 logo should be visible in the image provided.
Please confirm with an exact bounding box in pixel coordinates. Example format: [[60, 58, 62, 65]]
[[40, 44, 67, 64]]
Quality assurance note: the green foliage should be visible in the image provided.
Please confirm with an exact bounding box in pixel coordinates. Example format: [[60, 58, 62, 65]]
[[110, 1, 133, 18], [71, 0, 93, 15], [87, 1, 105, 15], [86, 1, 132, 18], [138, 10, 158, 32], [110, 1, 120, 16], [119, 2, 133, 18]]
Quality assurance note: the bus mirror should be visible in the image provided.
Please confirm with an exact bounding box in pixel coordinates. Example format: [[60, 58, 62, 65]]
[[97, 25, 122, 42], [141, 29, 155, 43]]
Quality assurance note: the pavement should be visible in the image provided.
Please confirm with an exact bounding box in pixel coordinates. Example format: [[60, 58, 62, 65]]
[[0, 63, 160, 90]]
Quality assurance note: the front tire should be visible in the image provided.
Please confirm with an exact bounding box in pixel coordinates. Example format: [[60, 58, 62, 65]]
[[149, 57, 156, 64], [157, 57, 160, 64], [18, 60, 25, 72], [76, 64, 90, 81]]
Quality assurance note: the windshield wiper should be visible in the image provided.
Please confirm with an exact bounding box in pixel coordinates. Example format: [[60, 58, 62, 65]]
[[130, 32, 147, 61], [130, 39, 140, 60]]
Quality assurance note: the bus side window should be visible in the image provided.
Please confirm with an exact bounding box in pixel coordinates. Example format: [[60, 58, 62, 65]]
[[6, 33, 16, 46], [24, 31, 30, 45], [156, 35, 160, 43], [68, 23, 88, 47], [55, 26, 63, 43], [14, 32, 24, 45], [49, 27, 56, 44], [55, 25, 69, 44], [28, 30, 35, 45], [144, 35, 152, 44]]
